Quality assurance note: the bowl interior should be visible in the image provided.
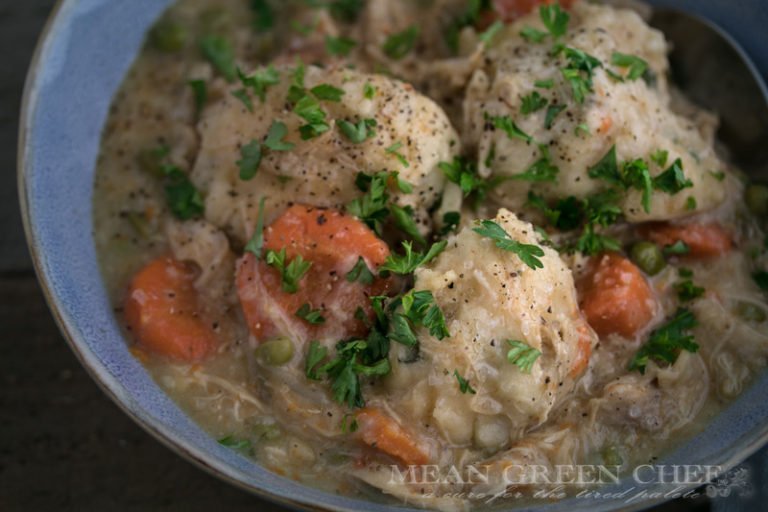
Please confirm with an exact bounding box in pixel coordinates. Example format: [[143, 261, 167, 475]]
[[18, 0, 768, 510]]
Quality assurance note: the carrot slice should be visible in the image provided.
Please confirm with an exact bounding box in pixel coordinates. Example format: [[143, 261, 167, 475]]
[[236, 204, 392, 342], [356, 408, 429, 466], [578, 253, 657, 339], [639, 222, 733, 259], [124, 257, 216, 362]]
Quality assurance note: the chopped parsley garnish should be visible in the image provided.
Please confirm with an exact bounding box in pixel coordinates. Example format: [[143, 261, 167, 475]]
[[512, 145, 559, 182], [162, 165, 205, 220], [379, 240, 447, 275], [654, 158, 693, 194], [264, 121, 295, 151], [521, 26, 548, 43], [346, 256, 374, 284], [200, 35, 237, 82], [754, 271, 768, 291], [390, 204, 425, 244], [218, 436, 252, 452], [250, 0, 274, 31], [310, 83, 345, 102], [244, 197, 267, 258], [327, 0, 365, 23], [472, 220, 545, 270], [629, 309, 699, 374], [560, 47, 602, 104], [454, 370, 476, 394], [439, 156, 505, 208], [521, 91, 548, 115], [650, 149, 669, 167], [487, 114, 533, 143], [296, 303, 326, 324], [382, 25, 419, 60], [439, 211, 461, 235], [325, 35, 357, 56], [539, 3, 570, 39], [675, 276, 705, 302], [544, 104, 566, 129], [338, 118, 377, 143], [535, 79, 555, 89], [611, 52, 649, 81], [188, 79, 207, 116], [709, 170, 726, 182], [294, 94, 330, 139], [340, 414, 359, 434], [238, 65, 281, 102], [663, 240, 691, 256], [231, 89, 253, 112], [363, 82, 376, 99], [305, 340, 328, 380], [686, 196, 697, 210], [575, 123, 590, 136], [506, 340, 541, 373], [265, 248, 312, 293], [385, 141, 409, 168], [312, 339, 391, 408], [527, 192, 584, 231], [479, 20, 504, 46], [237, 140, 263, 180], [399, 289, 450, 340]]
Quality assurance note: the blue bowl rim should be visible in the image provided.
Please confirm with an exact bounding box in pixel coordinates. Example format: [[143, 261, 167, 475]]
[[16, 1, 768, 511]]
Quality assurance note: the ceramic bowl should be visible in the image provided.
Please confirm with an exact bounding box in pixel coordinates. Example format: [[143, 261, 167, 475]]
[[18, 1, 768, 510]]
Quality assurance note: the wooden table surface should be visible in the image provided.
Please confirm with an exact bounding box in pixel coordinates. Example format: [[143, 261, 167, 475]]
[[0, 2, 760, 511]]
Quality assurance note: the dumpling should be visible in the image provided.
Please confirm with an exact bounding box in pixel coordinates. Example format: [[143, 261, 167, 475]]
[[384, 209, 596, 451], [190, 64, 458, 241], [463, 2, 727, 222]]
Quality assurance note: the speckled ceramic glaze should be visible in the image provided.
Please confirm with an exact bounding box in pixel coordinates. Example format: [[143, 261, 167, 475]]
[[18, 1, 768, 510]]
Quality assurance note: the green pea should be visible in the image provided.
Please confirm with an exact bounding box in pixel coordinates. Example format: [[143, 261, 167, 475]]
[[745, 184, 768, 216], [630, 241, 666, 276], [734, 301, 767, 323], [258, 337, 294, 366], [602, 445, 624, 467], [149, 20, 187, 53]]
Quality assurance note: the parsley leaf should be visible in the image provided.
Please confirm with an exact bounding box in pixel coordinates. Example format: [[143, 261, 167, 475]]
[[445, 0, 492, 52], [439, 156, 504, 207], [244, 197, 267, 258], [238, 65, 281, 102], [488, 114, 533, 143], [473, 220, 545, 270], [188, 79, 207, 116], [383, 25, 419, 60], [539, 3, 569, 39], [629, 309, 699, 374], [325, 35, 357, 56], [675, 278, 705, 302], [663, 240, 690, 256], [623, 158, 653, 213], [653, 158, 693, 194], [454, 370, 477, 394], [305, 340, 328, 380], [218, 436, 252, 452], [338, 118, 377, 143], [512, 145, 559, 182], [544, 104, 566, 129], [346, 256, 374, 284], [521, 91, 548, 115], [363, 82, 376, 99], [310, 83, 345, 102], [250, 0, 274, 31], [521, 26, 548, 43], [506, 340, 542, 373], [535, 79, 555, 89], [318, 340, 391, 408], [385, 141, 409, 168], [231, 89, 253, 112], [163, 165, 205, 220], [327, 0, 365, 23], [265, 248, 312, 293], [296, 303, 326, 324], [611, 52, 649, 81], [390, 204, 425, 244], [400, 290, 450, 340], [347, 172, 390, 233], [479, 20, 504, 46], [264, 121, 295, 151], [294, 94, 330, 139], [650, 149, 669, 167], [379, 240, 447, 275], [439, 211, 461, 235], [561, 47, 602, 103], [200, 35, 237, 82], [754, 271, 768, 291], [237, 140, 262, 180]]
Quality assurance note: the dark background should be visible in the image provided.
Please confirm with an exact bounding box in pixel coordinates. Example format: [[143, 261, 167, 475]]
[[0, 1, 760, 511]]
